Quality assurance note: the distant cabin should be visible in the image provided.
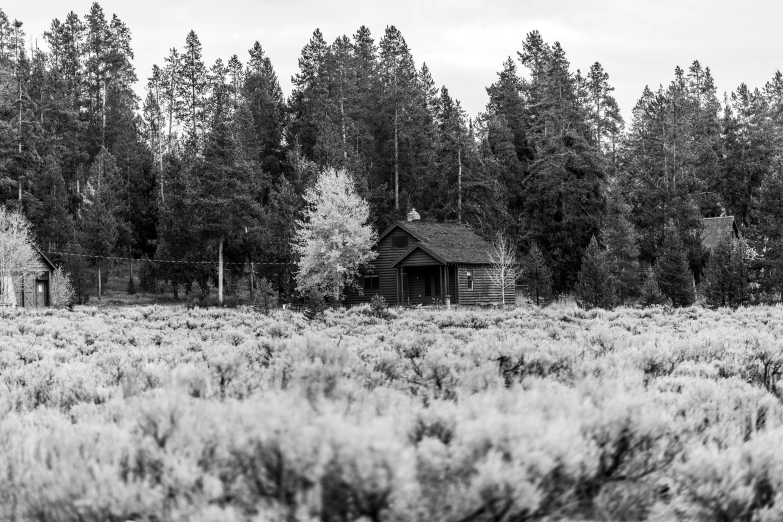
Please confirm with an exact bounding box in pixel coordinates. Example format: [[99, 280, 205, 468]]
[[701, 216, 741, 251], [0, 247, 55, 308], [344, 213, 513, 307]]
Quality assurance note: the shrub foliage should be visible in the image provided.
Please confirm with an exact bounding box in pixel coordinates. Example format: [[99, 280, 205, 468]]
[[0, 303, 781, 519]]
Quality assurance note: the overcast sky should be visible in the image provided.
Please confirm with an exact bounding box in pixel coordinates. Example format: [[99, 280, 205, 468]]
[[6, 0, 783, 122]]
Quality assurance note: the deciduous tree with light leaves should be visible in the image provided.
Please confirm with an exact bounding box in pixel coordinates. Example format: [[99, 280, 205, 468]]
[[294, 168, 377, 301], [0, 205, 38, 305], [487, 232, 520, 308]]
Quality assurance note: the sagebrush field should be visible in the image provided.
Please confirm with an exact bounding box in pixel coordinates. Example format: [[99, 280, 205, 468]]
[[2, 302, 783, 521]]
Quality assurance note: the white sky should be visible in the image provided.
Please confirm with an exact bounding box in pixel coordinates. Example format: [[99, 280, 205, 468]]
[[6, 0, 783, 123]]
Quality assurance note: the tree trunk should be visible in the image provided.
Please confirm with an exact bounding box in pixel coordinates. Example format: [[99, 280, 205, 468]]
[[340, 75, 347, 160], [101, 79, 106, 148], [394, 103, 399, 210], [457, 145, 462, 223], [97, 264, 101, 300], [218, 238, 224, 305], [17, 27, 21, 156], [167, 79, 174, 154]]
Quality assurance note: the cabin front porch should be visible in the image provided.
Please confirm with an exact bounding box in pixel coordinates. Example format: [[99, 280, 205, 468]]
[[395, 264, 459, 306]]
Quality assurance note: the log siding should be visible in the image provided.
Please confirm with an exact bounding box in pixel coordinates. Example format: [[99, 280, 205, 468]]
[[344, 222, 512, 307]]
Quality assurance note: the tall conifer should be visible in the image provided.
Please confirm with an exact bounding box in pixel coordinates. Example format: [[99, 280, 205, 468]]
[[655, 220, 696, 307], [574, 236, 617, 310]]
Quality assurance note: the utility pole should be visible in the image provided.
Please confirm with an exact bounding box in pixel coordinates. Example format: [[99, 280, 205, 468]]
[[218, 238, 224, 305]]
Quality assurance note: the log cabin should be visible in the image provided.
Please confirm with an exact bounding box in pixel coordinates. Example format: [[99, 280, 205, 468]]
[[701, 216, 741, 251], [344, 211, 513, 307]]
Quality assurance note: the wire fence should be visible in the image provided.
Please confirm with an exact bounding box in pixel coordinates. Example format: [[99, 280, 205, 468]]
[[43, 250, 290, 268]]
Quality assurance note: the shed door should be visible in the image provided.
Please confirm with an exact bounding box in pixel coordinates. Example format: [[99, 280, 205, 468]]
[[21, 278, 34, 308], [35, 280, 47, 307]]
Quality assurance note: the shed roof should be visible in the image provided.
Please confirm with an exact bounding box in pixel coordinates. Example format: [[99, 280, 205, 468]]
[[34, 246, 56, 271], [381, 220, 493, 265], [701, 216, 740, 251]]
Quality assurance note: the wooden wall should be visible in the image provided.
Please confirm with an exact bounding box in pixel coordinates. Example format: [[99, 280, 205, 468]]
[[344, 227, 419, 306], [397, 249, 439, 267], [456, 265, 514, 306], [12, 255, 52, 308]]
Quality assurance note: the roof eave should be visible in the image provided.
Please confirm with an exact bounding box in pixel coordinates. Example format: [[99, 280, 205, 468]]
[[391, 243, 448, 267], [377, 221, 427, 244], [34, 245, 57, 271]]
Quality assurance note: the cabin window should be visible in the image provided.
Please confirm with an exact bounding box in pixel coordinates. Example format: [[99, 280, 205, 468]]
[[363, 275, 380, 291], [391, 235, 408, 249], [466, 270, 474, 290]]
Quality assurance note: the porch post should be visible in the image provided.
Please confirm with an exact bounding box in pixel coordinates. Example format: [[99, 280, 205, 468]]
[[439, 265, 443, 305], [455, 265, 460, 305], [396, 268, 400, 305], [445, 264, 451, 308]]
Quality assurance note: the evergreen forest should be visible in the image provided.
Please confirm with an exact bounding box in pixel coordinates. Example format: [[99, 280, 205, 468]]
[[3, 3, 782, 302]]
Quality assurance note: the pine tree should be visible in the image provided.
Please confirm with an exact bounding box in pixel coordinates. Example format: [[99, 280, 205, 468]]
[[731, 238, 751, 306], [720, 85, 770, 224], [289, 29, 329, 161], [603, 192, 641, 303], [80, 148, 122, 299], [702, 236, 750, 308], [655, 220, 696, 307], [482, 57, 527, 231], [517, 33, 606, 292], [195, 70, 264, 304], [574, 236, 617, 310], [519, 243, 553, 306], [620, 64, 717, 275], [379, 25, 419, 212], [162, 47, 181, 153], [639, 267, 666, 307], [177, 30, 208, 152], [242, 41, 285, 175], [585, 62, 614, 149], [752, 168, 783, 300], [28, 155, 74, 249], [701, 236, 732, 308]]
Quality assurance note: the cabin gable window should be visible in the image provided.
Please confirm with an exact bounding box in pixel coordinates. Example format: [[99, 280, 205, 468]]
[[391, 235, 408, 249]]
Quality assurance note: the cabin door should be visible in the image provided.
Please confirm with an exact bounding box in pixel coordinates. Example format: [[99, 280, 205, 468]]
[[35, 280, 48, 307]]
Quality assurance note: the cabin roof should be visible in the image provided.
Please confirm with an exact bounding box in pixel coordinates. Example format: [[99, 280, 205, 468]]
[[701, 216, 740, 251], [381, 220, 493, 265], [34, 246, 56, 271]]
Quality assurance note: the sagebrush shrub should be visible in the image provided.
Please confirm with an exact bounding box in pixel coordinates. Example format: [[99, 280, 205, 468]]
[[0, 302, 782, 519]]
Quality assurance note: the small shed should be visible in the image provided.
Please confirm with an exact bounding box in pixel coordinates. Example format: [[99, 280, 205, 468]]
[[3, 247, 56, 308], [701, 216, 741, 251]]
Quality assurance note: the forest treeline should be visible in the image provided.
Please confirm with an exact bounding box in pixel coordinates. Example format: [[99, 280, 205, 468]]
[[3, 3, 783, 301]]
